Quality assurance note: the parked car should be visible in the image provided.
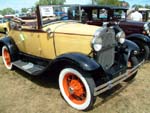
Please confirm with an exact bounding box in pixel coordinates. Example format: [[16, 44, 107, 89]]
[[0, 17, 10, 34], [0, 5, 143, 111], [79, 5, 150, 61], [139, 8, 150, 22]]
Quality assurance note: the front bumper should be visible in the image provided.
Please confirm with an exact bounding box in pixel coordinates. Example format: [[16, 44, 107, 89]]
[[94, 60, 144, 96]]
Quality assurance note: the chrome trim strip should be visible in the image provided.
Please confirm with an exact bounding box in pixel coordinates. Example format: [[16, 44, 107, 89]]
[[94, 60, 144, 96]]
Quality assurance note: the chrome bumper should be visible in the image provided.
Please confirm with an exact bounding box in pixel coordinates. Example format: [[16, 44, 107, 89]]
[[94, 60, 144, 96]]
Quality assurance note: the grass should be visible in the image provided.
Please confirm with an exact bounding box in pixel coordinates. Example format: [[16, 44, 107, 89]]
[[0, 58, 150, 113]]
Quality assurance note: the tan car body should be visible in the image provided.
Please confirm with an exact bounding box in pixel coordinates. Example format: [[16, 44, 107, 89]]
[[0, 22, 10, 33], [8, 22, 100, 59]]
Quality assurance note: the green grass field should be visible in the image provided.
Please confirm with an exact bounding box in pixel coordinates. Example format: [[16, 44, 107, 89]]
[[0, 59, 150, 113]]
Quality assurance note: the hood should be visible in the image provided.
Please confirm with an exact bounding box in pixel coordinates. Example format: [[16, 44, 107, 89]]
[[43, 21, 101, 36]]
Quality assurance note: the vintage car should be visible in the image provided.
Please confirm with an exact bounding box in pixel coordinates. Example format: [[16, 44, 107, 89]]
[[0, 17, 10, 34], [79, 5, 150, 61], [0, 5, 143, 110], [139, 8, 150, 22]]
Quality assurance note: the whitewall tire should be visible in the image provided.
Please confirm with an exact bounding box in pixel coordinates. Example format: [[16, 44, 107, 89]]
[[59, 67, 95, 110], [2, 46, 13, 70]]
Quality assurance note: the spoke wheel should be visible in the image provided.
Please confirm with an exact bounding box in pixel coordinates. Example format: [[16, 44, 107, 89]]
[[63, 73, 86, 105], [2, 46, 13, 70], [59, 67, 95, 111]]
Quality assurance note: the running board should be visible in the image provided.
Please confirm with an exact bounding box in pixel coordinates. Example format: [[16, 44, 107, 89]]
[[12, 60, 45, 76], [94, 60, 144, 96]]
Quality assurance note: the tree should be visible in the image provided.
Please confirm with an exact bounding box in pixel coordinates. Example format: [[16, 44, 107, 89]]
[[21, 8, 28, 13], [132, 4, 144, 8], [145, 4, 150, 9], [1, 8, 15, 15], [36, 0, 65, 5], [120, 1, 130, 8], [0, 10, 2, 15], [96, 0, 120, 6]]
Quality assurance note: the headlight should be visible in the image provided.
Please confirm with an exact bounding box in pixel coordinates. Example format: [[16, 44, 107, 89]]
[[116, 31, 125, 44], [91, 29, 103, 52], [144, 22, 150, 36]]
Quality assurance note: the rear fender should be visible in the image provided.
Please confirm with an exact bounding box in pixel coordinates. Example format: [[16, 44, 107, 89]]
[[0, 36, 18, 61]]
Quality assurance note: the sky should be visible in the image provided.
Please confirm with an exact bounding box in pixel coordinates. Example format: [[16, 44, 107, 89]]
[[0, 0, 38, 10], [125, 0, 150, 7], [0, 0, 149, 11]]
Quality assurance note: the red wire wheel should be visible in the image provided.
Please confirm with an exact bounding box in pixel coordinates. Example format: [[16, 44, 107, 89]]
[[63, 73, 86, 105], [59, 67, 95, 110], [2, 46, 13, 70]]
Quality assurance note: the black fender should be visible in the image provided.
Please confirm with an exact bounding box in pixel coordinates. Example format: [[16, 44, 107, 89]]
[[123, 39, 140, 62], [0, 36, 18, 61], [49, 53, 103, 72], [126, 33, 150, 45]]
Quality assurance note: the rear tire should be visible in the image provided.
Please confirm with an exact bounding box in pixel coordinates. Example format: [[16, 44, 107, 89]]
[[59, 66, 96, 111], [124, 56, 139, 82], [2, 46, 13, 70]]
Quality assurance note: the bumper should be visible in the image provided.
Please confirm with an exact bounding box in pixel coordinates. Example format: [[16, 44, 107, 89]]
[[94, 60, 144, 96]]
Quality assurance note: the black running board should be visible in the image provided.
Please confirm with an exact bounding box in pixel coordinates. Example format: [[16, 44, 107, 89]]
[[12, 60, 46, 76]]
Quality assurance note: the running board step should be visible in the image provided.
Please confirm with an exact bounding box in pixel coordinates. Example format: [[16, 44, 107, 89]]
[[12, 60, 45, 76]]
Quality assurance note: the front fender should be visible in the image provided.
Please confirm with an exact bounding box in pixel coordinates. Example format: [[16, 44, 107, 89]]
[[126, 33, 150, 44], [123, 39, 140, 61], [50, 53, 103, 72]]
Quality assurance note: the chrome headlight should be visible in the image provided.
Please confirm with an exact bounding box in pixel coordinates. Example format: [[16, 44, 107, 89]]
[[116, 31, 125, 44], [91, 29, 102, 52], [144, 22, 150, 36]]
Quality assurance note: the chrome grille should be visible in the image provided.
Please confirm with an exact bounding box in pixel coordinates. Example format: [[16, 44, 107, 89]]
[[95, 27, 116, 70]]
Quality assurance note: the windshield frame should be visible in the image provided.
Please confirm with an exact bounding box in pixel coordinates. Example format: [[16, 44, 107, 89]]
[[37, 5, 82, 29]]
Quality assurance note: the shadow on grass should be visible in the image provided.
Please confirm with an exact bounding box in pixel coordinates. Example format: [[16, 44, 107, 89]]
[[94, 80, 135, 109], [14, 67, 59, 89], [13, 66, 136, 110]]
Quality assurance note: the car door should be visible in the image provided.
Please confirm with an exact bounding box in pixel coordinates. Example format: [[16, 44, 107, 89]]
[[19, 29, 42, 57]]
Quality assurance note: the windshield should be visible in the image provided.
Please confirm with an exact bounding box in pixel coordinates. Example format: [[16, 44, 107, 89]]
[[0, 18, 10, 23], [39, 5, 81, 25], [113, 9, 126, 20]]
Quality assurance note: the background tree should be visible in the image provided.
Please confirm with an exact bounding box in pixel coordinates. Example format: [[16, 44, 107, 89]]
[[132, 4, 144, 8], [95, 0, 120, 6], [0, 10, 2, 15], [120, 1, 130, 8], [21, 8, 28, 13], [1, 8, 15, 15], [36, 0, 65, 5], [145, 4, 150, 9]]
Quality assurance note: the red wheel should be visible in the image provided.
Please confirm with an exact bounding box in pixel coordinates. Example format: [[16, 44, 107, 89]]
[[63, 73, 86, 105], [2, 46, 13, 70], [59, 67, 95, 110]]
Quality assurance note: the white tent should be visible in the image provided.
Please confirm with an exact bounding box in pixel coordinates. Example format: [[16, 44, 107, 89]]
[[0, 15, 3, 18], [64, 0, 92, 5]]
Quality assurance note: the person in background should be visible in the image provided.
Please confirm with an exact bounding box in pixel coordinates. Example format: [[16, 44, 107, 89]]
[[130, 7, 143, 21]]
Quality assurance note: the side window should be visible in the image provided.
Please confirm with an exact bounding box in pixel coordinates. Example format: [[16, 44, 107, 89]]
[[92, 9, 98, 20], [114, 10, 125, 19], [99, 9, 107, 19], [92, 9, 108, 20]]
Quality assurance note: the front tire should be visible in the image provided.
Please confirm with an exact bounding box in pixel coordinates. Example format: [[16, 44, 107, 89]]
[[2, 46, 13, 70], [59, 67, 96, 111], [125, 56, 139, 82], [133, 40, 149, 61]]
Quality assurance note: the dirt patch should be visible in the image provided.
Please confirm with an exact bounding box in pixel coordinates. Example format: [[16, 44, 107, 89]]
[[0, 58, 150, 113]]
